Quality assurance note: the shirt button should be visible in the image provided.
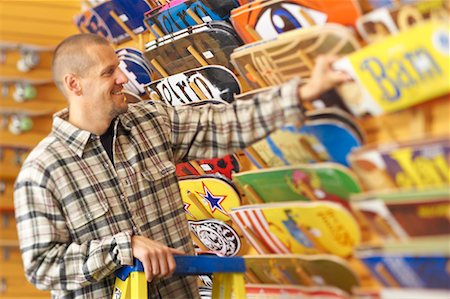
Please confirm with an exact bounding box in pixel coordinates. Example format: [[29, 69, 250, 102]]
[[120, 195, 125, 200], [104, 163, 110, 168], [133, 226, 138, 232]]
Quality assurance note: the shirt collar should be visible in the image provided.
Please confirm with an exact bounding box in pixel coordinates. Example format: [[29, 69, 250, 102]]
[[52, 108, 92, 158], [52, 108, 135, 158]]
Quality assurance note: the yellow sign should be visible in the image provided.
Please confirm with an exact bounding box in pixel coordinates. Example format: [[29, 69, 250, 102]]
[[336, 21, 449, 115]]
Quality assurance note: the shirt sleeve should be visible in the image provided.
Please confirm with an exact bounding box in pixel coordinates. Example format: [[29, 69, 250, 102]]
[[14, 163, 133, 291], [161, 78, 303, 162]]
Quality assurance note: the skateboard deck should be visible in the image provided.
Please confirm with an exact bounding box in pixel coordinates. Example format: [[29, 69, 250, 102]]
[[243, 125, 330, 169], [333, 21, 450, 116], [358, 94, 450, 145], [306, 108, 366, 143], [299, 119, 362, 167], [230, 201, 361, 257], [75, 0, 151, 43], [356, 240, 450, 289], [245, 284, 350, 299], [245, 254, 360, 294], [348, 136, 449, 191], [232, 163, 361, 209], [116, 49, 152, 96], [230, 23, 360, 89], [243, 119, 362, 169], [356, 1, 449, 43], [176, 153, 242, 180], [188, 218, 246, 256], [0, 78, 52, 102], [178, 175, 250, 256], [230, 0, 328, 43], [351, 189, 450, 241], [145, 21, 243, 79], [144, 0, 240, 37], [145, 65, 241, 105]]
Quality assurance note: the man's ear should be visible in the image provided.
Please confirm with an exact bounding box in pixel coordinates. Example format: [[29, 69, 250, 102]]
[[63, 73, 82, 96]]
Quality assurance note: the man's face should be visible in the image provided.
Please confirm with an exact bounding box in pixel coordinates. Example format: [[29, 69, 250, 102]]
[[78, 44, 129, 118]]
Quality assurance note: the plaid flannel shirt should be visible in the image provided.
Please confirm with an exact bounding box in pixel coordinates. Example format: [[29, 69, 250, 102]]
[[14, 79, 302, 299]]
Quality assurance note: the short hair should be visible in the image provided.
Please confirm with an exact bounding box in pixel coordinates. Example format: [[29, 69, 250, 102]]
[[52, 33, 110, 96]]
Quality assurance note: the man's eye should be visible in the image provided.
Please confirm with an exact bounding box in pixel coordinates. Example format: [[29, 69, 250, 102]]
[[103, 68, 116, 76]]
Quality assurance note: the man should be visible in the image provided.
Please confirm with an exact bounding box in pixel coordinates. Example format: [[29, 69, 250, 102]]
[[14, 33, 350, 298]]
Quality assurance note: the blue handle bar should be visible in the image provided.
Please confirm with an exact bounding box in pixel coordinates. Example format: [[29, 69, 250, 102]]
[[115, 255, 246, 281]]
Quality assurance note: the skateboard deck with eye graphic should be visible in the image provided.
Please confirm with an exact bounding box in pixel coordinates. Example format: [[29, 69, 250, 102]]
[[231, 0, 361, 43], [348, 136, 450, 192], [333, 21, 450, 116], [144, 21, 243, 80], [356, 1, 449, 44], [145, 65, 241, 105], [232, 163, 362, 210], [230, 0, 329, 44], [178, 175, 251, 256], [245, 254, 360, 294], [75, 0, 151, 44], [230, 201, 361, 257], [144, 0, 241, 37], [230, 23, 360, 90]]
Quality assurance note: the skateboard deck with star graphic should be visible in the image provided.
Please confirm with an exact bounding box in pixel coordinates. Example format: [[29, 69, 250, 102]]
[[333, 21, 450, 116], [232, 163, 362, 210], [145, 65, 241, 105], [144, 21, 243, 80], [178, 175, 251, 256], [230, 23, 360, 90], [244, 254, 360, 294], [144, 0, 241, 37]]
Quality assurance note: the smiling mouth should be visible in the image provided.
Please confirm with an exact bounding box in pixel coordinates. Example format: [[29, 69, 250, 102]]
[[111, 89, 123, 95]]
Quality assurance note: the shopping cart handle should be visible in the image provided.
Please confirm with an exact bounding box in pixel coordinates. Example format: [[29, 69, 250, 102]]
[[115, 256, 246, 281]]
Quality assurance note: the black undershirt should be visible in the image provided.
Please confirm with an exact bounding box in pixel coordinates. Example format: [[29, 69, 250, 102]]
[[100, 120, 115, 164]]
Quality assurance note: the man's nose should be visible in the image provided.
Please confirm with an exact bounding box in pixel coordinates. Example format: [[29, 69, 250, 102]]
[[116, 67, 129, 85]]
